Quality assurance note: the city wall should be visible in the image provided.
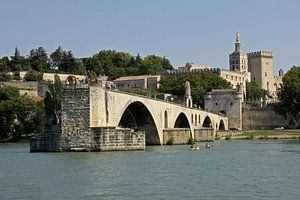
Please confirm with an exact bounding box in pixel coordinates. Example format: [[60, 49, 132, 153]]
[[242, 108, 286, 130]]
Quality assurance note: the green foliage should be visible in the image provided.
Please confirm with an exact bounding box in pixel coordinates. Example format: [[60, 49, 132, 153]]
[[276, 66, 300, 128], [0, 73, 12, 81], [24, 70, 43, 81], [0, 85, 20, 100], [44, 75, 63, 126], [29, 47, 50, 72], [187, 136, 195, 145], [0, 85, 44, 141], [140, 55, 173, 75], [246, 82, 267, 99], [1, 47, 173, 80], [166, 137, 175, 145], [159, 73, 232, 107], [0, 56, 10, 72], [84, 50, 173, 80], [225, 135, 231, 140]]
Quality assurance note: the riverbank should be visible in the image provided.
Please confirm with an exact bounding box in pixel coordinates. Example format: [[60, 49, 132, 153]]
[[229, 130, 300, 140]]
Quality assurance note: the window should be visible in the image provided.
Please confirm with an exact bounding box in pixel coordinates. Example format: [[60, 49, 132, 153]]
[[265, 72, 267, 77], [231, 76, 233, 80]]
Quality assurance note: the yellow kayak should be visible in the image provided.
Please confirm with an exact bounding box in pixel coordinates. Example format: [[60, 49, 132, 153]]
[[190, 147, 200, 150]]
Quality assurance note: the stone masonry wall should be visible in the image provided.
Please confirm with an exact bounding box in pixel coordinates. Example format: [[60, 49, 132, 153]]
[[92, 127, 145, 151], [194, 128, 215, 142], [163, 128, 191, 144], [61, 88, 92, 151], [242, 108, 286, 130], [30, 131, 62, 152]]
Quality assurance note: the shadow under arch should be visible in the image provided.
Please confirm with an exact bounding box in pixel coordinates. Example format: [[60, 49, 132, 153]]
[[118, 101, 160, 145], [219, 119, 225, 130], [203, 116, 212, 128], [174, 112, 190, 128]]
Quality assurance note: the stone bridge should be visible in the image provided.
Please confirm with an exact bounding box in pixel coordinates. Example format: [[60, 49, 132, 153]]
[[89, 87, 228, 145]]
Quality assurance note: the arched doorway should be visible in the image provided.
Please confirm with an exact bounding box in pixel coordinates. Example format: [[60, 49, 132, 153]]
[[118, 101, 160, 145], [202, 116, 212, 128]]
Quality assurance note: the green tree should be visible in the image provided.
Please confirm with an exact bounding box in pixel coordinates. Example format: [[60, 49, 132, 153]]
[[159, 73, 232, 107], [0, 56, 10, 72], [140, 55, 173, 75], [29, 47, 50, 72], [0, 73, 12, 81], [9, 47, 27, 71], [24, 70, 43, 81], [275, 66, 300, 128], [50, 46, 63, 70], [246, 82, 267, 99], [0, 85, 44, 141]]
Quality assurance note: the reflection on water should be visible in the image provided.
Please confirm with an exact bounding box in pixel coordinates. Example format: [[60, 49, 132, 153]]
[[1, 140, 300, 200]]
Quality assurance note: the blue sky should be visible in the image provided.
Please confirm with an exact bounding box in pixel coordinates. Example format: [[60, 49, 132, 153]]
[[0, 0, 299, 73]]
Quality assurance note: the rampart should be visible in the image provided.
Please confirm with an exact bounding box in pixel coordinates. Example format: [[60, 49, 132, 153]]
[[242, 107, 286, 130]]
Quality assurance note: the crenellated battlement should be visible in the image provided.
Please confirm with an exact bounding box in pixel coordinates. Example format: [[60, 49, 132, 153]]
[[160, 68, 221, 76], [247, 51, 273, 58]]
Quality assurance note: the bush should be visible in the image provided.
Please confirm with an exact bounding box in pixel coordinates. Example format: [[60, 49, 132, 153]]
[[0, 73, 12, 81], [24, 70, 42, 81], [187, 136, 195, 145], [166, 137, 174, 145], [248, 134, 254, 140], [225, 134, 231, 140]]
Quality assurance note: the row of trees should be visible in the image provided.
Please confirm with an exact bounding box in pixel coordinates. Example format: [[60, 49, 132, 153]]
[[0, 47, 173, 80]]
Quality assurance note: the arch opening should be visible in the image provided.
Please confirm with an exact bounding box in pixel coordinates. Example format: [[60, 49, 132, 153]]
[[118, 101, 160, 145], [174, 113, 190, 128], [219, 120, 225, 130], [203, 116, 212, 128]]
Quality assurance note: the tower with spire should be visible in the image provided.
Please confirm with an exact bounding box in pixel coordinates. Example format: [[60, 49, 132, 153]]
[[229, 32, 248, 73]]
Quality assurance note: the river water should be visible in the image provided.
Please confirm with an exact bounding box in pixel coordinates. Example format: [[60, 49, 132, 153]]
[[1, 140, 300, 200]]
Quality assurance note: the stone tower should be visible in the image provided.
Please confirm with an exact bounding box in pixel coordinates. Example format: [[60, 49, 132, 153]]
[[247, 51, 274, 95], [229, 32, 248, 73]]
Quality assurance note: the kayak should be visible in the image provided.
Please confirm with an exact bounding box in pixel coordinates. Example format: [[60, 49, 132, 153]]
[[190, 147, 200, 150]]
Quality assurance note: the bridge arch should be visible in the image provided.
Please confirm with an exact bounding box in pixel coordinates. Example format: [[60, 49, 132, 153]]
[[202, 116, 212, 128], [219, 119, 225, 130], [118, 101, 160, 145], [174, 112, 191, 128]]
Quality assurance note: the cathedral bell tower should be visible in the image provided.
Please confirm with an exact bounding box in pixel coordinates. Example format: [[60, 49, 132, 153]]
[[229, 32, 248, 73]]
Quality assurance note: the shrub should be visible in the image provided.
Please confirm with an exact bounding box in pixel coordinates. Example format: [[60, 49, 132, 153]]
[[0, 73, 12, 81], [24, 70, 42, 81], [225, 134, 231, 140], [187, 136, 195, 145], [249, 134, 254, 140], [166, 137, 174, 145]]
